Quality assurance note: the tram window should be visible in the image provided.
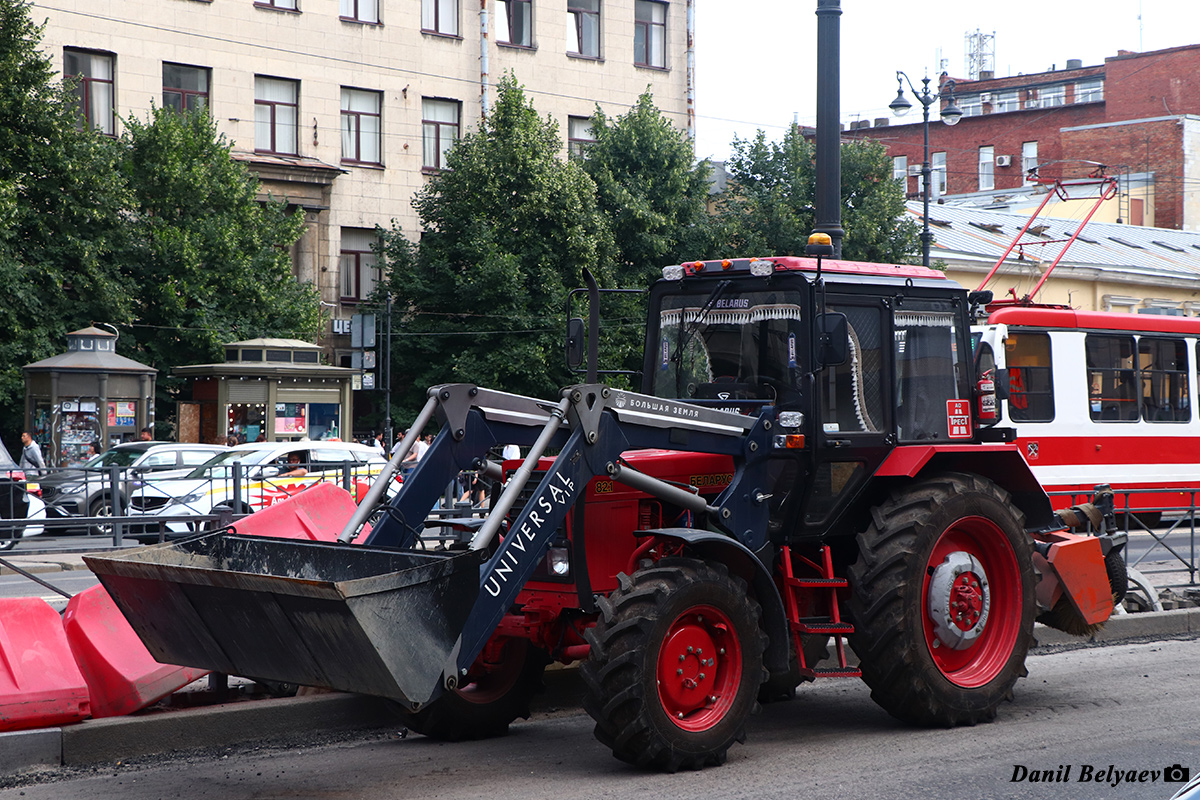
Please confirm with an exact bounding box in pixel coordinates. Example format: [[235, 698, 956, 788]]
[[1140, 338, 1189, 422], [1086, 334, 1138, 422], [1006, 332, 1054, 421]]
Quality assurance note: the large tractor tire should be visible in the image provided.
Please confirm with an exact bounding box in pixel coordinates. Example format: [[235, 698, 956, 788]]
[[847, 472, 1035, 727], [393, 638, 548, 741], [581, 558, 767, 772]]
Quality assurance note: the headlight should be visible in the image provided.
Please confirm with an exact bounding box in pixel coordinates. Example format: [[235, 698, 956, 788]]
[[777, 411, 804, 429], [60, 483, 86, 494], [180, 491, 206, 504], [546, 547, 570, 577]]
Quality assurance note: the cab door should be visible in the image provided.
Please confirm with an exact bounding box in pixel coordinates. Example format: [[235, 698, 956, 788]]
[[799, 295, 893, 534]]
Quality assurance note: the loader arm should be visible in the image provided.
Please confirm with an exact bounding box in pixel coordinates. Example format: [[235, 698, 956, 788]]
[[366, 383, 774, 681]]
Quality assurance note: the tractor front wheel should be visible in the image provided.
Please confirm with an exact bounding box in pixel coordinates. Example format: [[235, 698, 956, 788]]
[[848, 472, 1035, 727], [582, 558, 766, 771], [394, 638, 548, 741]]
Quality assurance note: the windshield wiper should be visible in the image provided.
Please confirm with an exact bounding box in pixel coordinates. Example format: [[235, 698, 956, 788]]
[[673, 279, 731, 396]]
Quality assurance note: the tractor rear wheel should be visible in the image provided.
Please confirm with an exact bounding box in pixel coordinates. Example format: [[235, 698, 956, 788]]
[[393, 638, 548, 741], [847, 472, 1035, 727], [582, 558, 766, 771]]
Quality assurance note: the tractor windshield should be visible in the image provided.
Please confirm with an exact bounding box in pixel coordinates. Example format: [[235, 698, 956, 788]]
[[650, 287, 805, 406]]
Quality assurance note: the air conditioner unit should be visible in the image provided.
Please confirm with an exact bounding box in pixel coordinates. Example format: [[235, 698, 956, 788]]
[[979, 93, 992, 103], [995, 155, 1012, 167]]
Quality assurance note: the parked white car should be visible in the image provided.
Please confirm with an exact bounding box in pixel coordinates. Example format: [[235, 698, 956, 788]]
[[128, 441, 387, 541]]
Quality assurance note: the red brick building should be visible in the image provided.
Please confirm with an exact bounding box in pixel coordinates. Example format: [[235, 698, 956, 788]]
[[853, 44, 1200, 231]]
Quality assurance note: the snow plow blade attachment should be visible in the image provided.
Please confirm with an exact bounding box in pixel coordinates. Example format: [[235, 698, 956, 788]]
[[83, 533, 482, 707]]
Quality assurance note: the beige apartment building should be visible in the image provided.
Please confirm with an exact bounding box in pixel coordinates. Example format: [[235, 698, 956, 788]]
[[33, 0, 692, 364]]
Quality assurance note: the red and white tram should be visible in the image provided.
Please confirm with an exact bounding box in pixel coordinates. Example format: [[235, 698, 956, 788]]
[[975, 304, 1200, 521]]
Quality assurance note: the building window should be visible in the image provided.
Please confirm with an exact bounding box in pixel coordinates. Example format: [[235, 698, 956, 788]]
[[341, 88, 382, 165], [1039, 84, 1065, 108], [255, 76, 298, 155], [568, 115, 595, 158], [568, 0, 600, 58], [978, 145, 994, 191], [497, 0, 532, 47], [957, 95, 982, 118], [634, 0, 666, 68], [422, 0, 458, 35], [1075, 78, 1103, 104], [994, 90, 1019, 113], [931, 151, 947, 197], [1021, 141, 1038, 183], [64, 49, 115, 135], [340, 228, 380, 304], [163, 63, 210, 113], [892, 155, 907, 185], [256, 0, 298, 10], [422, 98, 459, 171], [340, 0, 378, 23]]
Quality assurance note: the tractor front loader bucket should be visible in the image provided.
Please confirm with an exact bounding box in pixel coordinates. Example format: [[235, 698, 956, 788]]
[[83, 534, 481, 707]]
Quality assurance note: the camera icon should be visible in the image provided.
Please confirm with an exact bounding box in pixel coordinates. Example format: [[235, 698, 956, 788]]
[[1166, 764, 1191, 783]]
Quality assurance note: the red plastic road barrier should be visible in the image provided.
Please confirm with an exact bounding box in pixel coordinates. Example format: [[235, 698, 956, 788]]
[[0, 597, 90, 731], [63, 585, 209, 718], [229, 481, 365, 541]]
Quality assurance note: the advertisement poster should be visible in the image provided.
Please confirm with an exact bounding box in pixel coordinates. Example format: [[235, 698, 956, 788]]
[[274, 403, 307, 435], [107, 401, 136, 427]]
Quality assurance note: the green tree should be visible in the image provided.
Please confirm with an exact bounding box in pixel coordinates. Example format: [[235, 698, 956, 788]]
[[0, 0, 131, 440], [717, 125, 919, 263], [580, 91, 713, 285], [380, 75, 612, 420], [117, 107, 318, 415]]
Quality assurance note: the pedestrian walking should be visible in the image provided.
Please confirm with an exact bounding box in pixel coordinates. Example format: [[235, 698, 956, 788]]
[[18, 432, 46, 475]]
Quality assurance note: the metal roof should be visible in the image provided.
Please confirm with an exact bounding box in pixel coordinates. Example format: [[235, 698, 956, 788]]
[[913, 202, 1200, 286]]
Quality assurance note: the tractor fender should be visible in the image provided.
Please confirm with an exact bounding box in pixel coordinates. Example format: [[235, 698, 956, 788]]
[[639, 527, 790, 675], [874, 444, 1059, 532]]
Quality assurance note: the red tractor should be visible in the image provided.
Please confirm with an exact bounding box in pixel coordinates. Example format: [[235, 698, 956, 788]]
[[89, 245, 1124, 771]]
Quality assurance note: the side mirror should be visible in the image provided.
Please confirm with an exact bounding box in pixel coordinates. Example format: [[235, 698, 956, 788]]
[[259, 466, 280, 479], [566, 317, 585, 369], [993, 367, 1010, 400], [816, 313, 849, 368]]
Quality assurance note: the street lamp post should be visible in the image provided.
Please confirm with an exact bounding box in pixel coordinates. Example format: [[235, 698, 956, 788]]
[[888, 72, 962, 267]]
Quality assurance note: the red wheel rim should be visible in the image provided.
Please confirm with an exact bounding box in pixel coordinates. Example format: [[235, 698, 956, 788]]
[[457, 641, 525, 705], [922, 515, 1021, 688], [656, 605, 742, 731]]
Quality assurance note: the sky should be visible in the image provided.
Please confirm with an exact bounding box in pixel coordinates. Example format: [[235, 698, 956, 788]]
[[692, 0, 1200, 162]]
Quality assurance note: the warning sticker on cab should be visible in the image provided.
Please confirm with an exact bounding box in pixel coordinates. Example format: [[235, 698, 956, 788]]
[[947, 399, 972, 439]]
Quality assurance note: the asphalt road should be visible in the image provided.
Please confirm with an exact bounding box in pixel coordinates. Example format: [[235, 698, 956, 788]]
[[4, 637, 1197, 800]]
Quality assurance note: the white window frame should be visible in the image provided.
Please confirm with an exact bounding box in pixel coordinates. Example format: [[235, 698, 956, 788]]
[[994, 90, 1019, 113], [978, 145, 995, 191], [1075, 79, 1103, 104], [568, 115, 595, 157], [892, 155, 907, 184], [1021, 141, 1038, 183], [1040, 84, 1066, 108], [931, 151, 947, 197]]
